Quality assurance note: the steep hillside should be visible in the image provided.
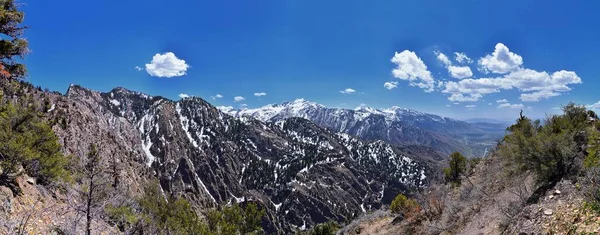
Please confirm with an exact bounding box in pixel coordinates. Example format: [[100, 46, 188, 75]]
[[221, 99, 504, 157], [341, 105, 600, 234], [0, 80, 443, 233]]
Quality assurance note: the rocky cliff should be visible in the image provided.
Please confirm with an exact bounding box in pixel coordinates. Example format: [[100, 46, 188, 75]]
[[1, 81, 442, 233]]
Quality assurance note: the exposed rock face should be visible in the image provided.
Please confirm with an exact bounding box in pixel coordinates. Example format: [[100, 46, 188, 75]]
[[221, 99, 505, 157], [21, 84, 440, 232]]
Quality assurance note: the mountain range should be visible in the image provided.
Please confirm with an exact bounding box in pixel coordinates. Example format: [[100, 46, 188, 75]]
[[2, 81, 444, 233], [220, 99, 506, 157]]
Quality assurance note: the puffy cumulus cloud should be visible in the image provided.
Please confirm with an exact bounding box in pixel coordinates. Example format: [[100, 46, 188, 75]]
[[179, 93, 189, 99], [496, 99, 508, 103], [442, 45, 581, 102], [393, 43, 581, 103], [233, 96, 245, 102], [465, 104, 477, 109], [447, 65, 473, 79], [454, 52, 472, 64], [211, 94, 223, 100], [391, 50, 435, 92], [498, 102, 525, 109], [145, 52, 190, 78], [134, 66, 143, 71], [478, 43, 523, 74], [435, 51, 473, 79], [340, 88, 357, 94], [384, 81, 398, 90], [254, 92, 267, 97]]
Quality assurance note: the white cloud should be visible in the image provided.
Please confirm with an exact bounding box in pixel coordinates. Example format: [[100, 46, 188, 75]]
[[587, 101, 600, 111], [496, 99, 508, 103], [435, 51, 452, 66], [435, 51, 473, 79], [393, 43, 580, 103], [211, 94, 223, 100], [340, 88, 357, 94], [240, 104, 248, 108], [446, 104, 451, 107], [488, 103, 492, 105], [179, 93, 189, 99], [454, 52, 472, 64], [442, 45, 581, 102], [384, 81, 398, 90], [447, 65, 473, 79], [145, 52, 190, 78], [465, 104, 477, 108], [391, 50, 435, 92], [478, 43, 523, 74], [254, 92, 267, 97], [234, 96, 245, 102], [520, 90, 560, 102], [135, 66, 143, 71], [446, 92, 483, 102], [498, 102, 525, 109]]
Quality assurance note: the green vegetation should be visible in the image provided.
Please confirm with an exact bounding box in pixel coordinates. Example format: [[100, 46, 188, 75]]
[[206, 202, 266, 235], [301, 221, 340, 235], [105, 180, 266, 235], [443, 151, 467, 185], [0, 0, 28, 79], [584, 126, 600, 168], [499, 104, 594, 184], [0, 94, 70, 192], [390, 193, 420, 216]]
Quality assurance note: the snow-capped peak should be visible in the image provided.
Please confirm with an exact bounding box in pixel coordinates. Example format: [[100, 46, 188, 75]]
[[217, 106, 235, 113], [354, 105, 381, 114]]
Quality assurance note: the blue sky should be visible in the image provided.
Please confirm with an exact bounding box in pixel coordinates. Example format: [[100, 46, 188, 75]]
[[22, 0, 600, 120]]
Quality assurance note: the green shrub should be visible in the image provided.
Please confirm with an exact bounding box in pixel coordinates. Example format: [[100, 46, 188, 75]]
[[390, 193, 420, 217], [105, 205, 139, 232], [137, 181, 207, 235], [304, 221, 340, 235], [206, 201, 266, 235], [110, 180, 267, 234], [443, 152, 467, 185], [499, 103, 592, 184], [0, 97, 70, 190]]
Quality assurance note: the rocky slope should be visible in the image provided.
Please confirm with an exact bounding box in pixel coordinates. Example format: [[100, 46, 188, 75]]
[[221, 99, 504, 157], [1, 81, 443, 233]]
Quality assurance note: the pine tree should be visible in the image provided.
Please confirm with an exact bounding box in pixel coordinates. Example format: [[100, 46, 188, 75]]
[[0, 0, 28, 79], [79, 144, 109, 235], [443, 152, 467, 185], [0, 95, 70, 193]]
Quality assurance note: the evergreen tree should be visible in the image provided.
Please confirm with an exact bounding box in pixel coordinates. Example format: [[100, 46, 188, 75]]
[[0, 0, 28, 79], [0, 95, 70, 193], [78, 144, 110, 235], [443, 152, 467, 185]]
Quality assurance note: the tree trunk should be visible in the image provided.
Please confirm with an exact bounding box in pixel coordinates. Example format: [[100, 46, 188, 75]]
[[86, 176, 94, 235]]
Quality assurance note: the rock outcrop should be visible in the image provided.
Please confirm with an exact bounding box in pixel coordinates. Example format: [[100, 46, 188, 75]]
[[1, 81, 441, 233]]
